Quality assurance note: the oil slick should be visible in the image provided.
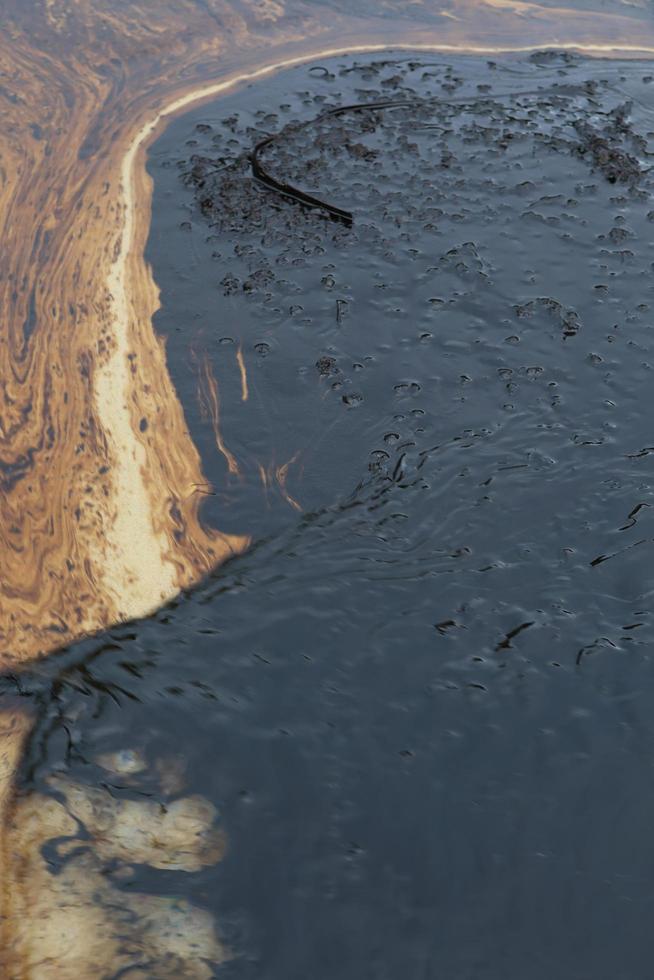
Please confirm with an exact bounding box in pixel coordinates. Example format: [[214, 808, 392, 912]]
[[2, 0, 654, 664], [2, 0, 654, 973]]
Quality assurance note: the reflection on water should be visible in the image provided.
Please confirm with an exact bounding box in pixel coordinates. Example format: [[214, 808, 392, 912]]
[[4, 50, 654, 976]]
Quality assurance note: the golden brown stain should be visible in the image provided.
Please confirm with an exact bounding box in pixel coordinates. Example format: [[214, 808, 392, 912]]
[[198, 353, 241, 477], [2, 0, 654, 973], [275, 452, 303, 512], [257, 455, 302, 510], [236, 345, 249, 402], [258, 461, 270, 492]]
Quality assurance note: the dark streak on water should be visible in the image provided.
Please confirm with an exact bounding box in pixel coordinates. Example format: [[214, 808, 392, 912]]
[[8, 51, 654, 978]]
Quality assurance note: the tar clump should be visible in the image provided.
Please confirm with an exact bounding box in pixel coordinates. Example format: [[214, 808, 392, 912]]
[[573, 111, 643, 185]]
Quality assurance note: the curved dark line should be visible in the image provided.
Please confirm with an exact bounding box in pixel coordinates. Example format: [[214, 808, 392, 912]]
[[324, 99, 419, 117], [250, 99, 423, 226], [251, 133, 353, 225], [249, 81, 599, 226]]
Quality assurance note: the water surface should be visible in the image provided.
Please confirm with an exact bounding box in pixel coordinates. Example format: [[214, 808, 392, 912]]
[[10, 50, 654, 978]]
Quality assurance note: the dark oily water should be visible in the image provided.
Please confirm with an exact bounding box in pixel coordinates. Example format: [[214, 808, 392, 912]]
[[10, 52, 654, 978]]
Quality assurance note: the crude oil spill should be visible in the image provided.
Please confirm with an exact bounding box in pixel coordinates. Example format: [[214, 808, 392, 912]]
[[9, 52, 654, 977]]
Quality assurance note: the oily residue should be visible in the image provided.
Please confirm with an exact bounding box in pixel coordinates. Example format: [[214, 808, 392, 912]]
[[197, 354, 242, 477], [3, 12, 654, 976], [236, 346, 249, 402], [3, 0, 653, 669]]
